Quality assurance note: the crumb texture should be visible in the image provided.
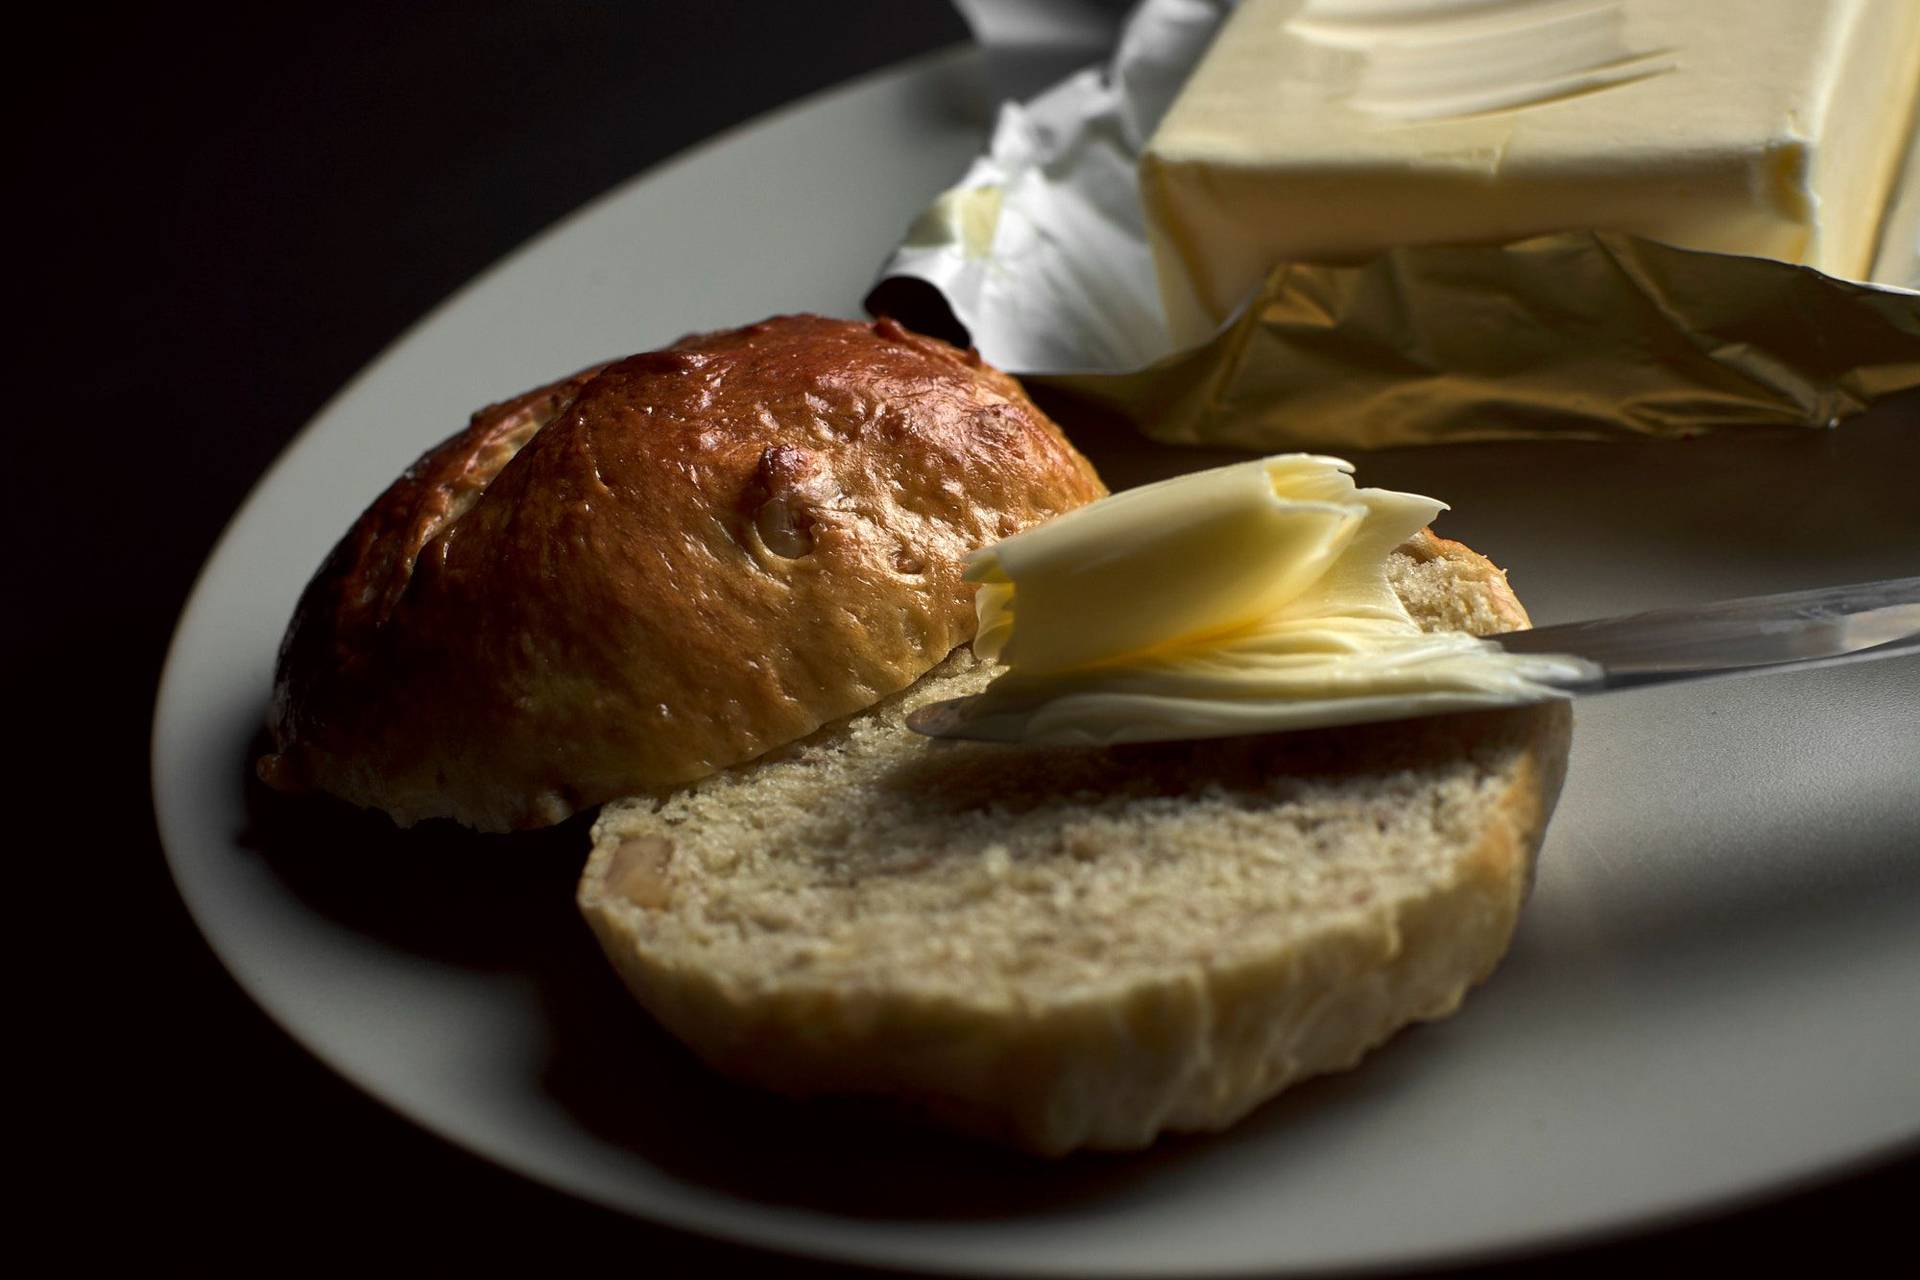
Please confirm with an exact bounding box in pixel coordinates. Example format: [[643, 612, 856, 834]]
[[581, 533, 1571, 1153]]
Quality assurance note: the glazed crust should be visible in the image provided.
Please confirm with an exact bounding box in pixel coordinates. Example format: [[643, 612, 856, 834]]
[[260, 315, 1106, 831]]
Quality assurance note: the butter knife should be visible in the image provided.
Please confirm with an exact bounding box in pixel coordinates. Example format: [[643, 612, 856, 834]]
[[907, 575, 1920, 742]]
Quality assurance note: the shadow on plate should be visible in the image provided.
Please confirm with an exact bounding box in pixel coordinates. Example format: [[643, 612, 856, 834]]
[[239, 745, 1443, 1219]]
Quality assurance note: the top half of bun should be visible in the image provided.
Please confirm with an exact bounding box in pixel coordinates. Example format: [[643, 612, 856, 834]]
[[261, 314, 1107, 832]]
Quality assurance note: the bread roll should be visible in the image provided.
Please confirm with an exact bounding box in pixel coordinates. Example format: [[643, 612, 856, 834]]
[[579, 531, 1571, 1155], [259, 315, 1106, 831]]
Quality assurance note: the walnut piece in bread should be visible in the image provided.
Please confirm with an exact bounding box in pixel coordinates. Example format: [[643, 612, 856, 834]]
[[259, 315, 1106, 831]]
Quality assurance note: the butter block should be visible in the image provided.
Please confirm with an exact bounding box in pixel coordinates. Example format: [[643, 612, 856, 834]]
[[1870, 95, 1920, 286], [1142, 0, 1920, 344]]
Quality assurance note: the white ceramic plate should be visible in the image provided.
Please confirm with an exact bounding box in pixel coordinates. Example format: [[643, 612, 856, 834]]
[[154, 45, 1920, 1277]]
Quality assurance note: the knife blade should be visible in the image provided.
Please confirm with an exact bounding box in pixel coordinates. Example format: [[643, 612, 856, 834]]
[[1493, 575, 1920, 688], [906, 575, 1920, 743]]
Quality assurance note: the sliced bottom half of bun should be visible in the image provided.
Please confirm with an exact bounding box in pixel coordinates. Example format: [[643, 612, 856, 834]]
[[578, 532, 1573, 1155]]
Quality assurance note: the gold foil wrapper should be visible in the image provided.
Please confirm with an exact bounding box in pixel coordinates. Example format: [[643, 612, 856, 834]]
[[1043, 231, 1920, 448]]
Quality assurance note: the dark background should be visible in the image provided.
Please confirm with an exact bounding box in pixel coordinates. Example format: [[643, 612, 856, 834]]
[[21, 1, 1913, 1272]]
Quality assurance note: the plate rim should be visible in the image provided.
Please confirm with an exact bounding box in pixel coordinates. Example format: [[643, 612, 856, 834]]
[[148, 40, 1920, 1277]]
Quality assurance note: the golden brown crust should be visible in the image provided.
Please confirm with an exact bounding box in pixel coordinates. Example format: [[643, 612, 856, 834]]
[[260, 315, 1106, 830], [1401, 528, 1535, 631]]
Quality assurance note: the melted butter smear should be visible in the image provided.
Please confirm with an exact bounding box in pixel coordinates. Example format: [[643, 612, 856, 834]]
[[960, 455, 1591, 744], [1286, 0, 1675, 122]]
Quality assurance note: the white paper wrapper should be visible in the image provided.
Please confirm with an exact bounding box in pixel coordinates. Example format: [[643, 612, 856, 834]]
[[868, 0, 1920, 446]]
